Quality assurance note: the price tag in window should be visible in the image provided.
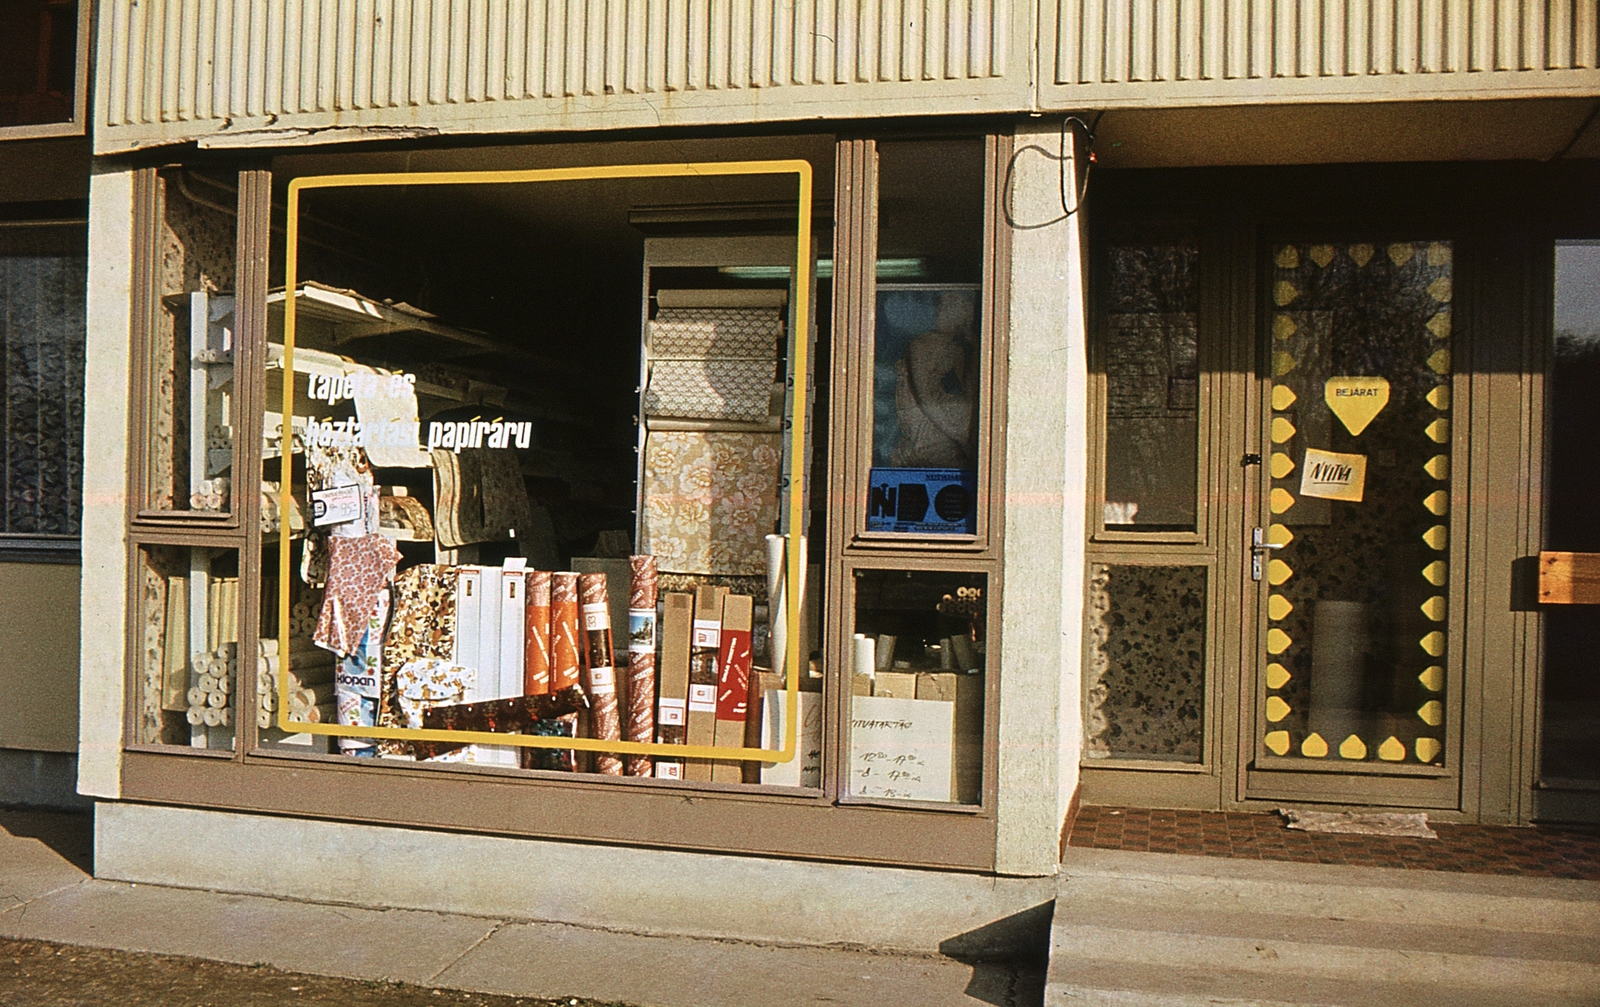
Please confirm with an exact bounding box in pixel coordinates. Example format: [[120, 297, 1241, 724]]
[[310, 484, 364, 527]]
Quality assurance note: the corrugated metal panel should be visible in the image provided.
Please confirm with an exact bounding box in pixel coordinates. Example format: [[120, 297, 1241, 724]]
[[1052, 0, 1600, 85], [97, 0, 1015, 149]]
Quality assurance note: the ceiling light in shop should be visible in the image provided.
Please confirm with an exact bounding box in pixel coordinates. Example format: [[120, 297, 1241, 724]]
[[717, 258, 925, 281]]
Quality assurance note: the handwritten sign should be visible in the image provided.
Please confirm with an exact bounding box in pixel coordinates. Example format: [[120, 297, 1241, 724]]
[[848, 695, 954, 802], [760, 689, 822, 789], [1300, 447, 1367, 502]]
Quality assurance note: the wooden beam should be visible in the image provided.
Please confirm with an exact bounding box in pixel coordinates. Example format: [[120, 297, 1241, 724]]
[[1539, 552, 1600, 605]]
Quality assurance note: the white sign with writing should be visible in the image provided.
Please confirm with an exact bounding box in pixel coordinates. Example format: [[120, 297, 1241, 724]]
[[848, 695, 954, 802], [1299, 447, 1368, 502], [761, 689, 822, 789]]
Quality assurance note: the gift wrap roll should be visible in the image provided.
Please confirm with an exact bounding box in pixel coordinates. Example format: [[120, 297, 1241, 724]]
[[550, 572, 582, 692], [579, 572, 624, 776], [525, 571, 552, 695], [625, 556, 659, 777]]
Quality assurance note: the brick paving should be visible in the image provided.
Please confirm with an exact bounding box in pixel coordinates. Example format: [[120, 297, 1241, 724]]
[[1066, 805, 1600, 880]]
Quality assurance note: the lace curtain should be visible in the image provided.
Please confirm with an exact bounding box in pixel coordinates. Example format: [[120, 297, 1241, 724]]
[[0, 225, 85, 538]]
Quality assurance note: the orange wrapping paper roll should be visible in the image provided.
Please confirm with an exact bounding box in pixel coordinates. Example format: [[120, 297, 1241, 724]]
[[579, 572, 624, 775], [550, 572, 581, 692], [525, 571, 551, 695], [625, 555, 659, 777]]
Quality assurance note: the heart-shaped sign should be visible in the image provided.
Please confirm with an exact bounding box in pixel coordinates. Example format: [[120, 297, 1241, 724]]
[[1324, 376, 1390, 436]]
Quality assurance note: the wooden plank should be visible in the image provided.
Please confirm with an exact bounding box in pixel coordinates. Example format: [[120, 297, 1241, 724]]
[[1538, 551, 1600, 605]]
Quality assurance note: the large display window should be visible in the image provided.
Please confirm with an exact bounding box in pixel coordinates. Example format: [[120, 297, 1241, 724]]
[[121, 134, 1006, 868]]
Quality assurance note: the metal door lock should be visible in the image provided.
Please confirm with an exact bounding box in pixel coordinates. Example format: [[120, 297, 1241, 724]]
[[1250, 526, 1284, 581]]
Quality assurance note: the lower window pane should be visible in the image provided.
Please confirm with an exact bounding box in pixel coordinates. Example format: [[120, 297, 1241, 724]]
[[1084, 563, 1207, 763], [133, 545, 240, 750], [849, 569, 985, 805]]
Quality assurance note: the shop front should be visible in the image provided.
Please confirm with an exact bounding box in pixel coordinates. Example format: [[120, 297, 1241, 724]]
[[71, 0, 1598, 957], [77, 125, 1080, 952]]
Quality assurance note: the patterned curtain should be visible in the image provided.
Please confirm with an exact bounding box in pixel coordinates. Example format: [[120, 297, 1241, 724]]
[[0, 225, 86, 537]]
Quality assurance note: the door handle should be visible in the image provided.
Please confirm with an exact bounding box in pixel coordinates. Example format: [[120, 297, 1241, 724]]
[[1250, 527, 1284, 582]]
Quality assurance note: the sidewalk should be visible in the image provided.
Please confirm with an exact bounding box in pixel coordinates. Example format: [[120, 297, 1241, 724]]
[[0, 809, 1044, 1007]]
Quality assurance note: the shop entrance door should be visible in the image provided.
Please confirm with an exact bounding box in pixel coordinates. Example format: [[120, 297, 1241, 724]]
[[1237, 239, 1461, 810]]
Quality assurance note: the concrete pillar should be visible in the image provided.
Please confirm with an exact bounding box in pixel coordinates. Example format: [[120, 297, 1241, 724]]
[[992, 121, 1090, 875]]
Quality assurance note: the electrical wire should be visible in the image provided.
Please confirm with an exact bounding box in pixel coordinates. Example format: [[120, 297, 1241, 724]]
[[1002, 112, 1103, 230]]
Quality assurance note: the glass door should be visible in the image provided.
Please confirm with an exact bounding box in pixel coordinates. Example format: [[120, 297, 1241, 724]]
[[1243, 240, 1462, 807]]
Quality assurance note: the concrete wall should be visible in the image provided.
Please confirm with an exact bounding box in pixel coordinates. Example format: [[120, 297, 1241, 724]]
[[77, 167, 135, 801], [0, 563, 82, 753], [96, 802, 1056, 957]]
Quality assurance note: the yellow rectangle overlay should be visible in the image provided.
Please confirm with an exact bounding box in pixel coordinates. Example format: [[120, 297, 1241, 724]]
[[278, 160, 811, 764]]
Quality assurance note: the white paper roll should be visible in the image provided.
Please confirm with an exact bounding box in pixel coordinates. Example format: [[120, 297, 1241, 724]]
[[206, 690, 227, 709], [201, 706, 222, 727], [852, 634, 876, 680], [186, 707, 205, 725], [186, 686, 206, 707], [765, 534, 788, 683]]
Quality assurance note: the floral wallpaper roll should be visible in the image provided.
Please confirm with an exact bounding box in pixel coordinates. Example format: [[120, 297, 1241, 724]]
[[640, 431, 782, 577]]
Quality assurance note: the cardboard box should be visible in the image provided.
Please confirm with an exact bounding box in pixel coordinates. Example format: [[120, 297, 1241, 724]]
[[712, 595, 754, 783], [683, 584, 727, 782], [872, 671, 918, 700], [652, 592, 693, 779]]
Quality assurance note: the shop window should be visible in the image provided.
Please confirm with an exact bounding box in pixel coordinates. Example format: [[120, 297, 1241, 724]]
[[137, 170, 238, 518], [132, 544, 241, 751], [866, 140, 986, 539], [0, 0, 82, 135], [1096, 235, 1201, 533], [1543, 239, 1600, 783], [0, 217, 84, 550], [847, 568, 985, 805], [253, 160, 828, 785]]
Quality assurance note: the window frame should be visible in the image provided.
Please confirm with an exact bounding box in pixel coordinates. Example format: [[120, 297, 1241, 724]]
[[0, 0, 90, 142], [118, 138, 1008, 872]]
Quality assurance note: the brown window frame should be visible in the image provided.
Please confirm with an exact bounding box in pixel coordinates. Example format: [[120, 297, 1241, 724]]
[[0, 0, 89, 142], [119, 138, 1008, 872]]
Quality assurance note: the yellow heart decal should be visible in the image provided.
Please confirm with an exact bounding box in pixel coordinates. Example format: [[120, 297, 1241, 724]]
[[1324, 376, 1390, 436]]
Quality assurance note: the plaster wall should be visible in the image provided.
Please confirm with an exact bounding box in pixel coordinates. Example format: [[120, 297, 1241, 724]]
[[0, 563, 81, 752], [77, 167, 134, 800]]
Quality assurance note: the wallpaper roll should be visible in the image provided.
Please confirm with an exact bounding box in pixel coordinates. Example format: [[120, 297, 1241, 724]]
[[579, 572, 624, 775], [525, 571, 552, 695], [550, 572, 582, 692], [625, 555, 659, 777]]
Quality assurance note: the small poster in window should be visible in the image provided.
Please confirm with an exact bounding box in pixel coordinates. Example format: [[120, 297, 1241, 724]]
[[310, 484, 364, 526], [1299, 448, 1367, 502]]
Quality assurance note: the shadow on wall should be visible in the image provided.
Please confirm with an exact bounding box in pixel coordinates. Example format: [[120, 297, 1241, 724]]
[[940, 901, 1054, 1007], [0, 806, 93, 876], [0, 750, 89, 813]]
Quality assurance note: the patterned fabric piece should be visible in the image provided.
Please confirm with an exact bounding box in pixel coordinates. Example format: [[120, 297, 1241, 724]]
[[643, 358, 777, 422], [394, 657, 476, 731], [639, 431, 782, 576], [649, 308, 782, 358], [412, 686, 588, 760], [378, 564, 458, 748], [313, 534, 402, 656]]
